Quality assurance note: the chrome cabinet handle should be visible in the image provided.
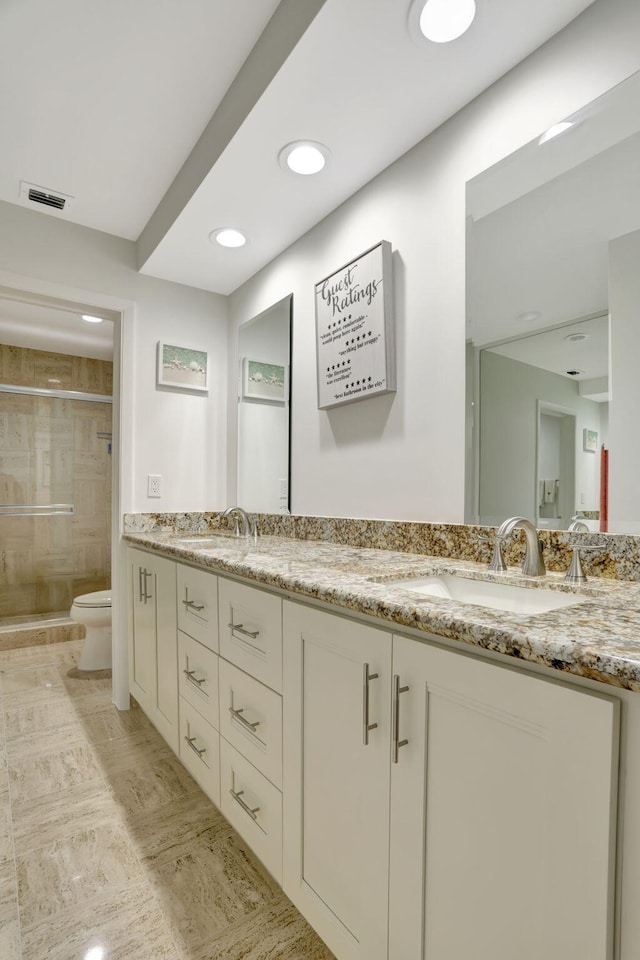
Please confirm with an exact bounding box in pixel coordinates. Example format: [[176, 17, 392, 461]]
[[391, 674, 409, 764], [182, 598, 205, 611], [142, 569, 152, 602], [230, 785, 260, 821], [362, 663, 379, 745], [183, 669, 207, 689], [138, 566, 144, 603], [229, 704, 260, 734], [184, 735, 206, 758], [228, 621, 260, 640]]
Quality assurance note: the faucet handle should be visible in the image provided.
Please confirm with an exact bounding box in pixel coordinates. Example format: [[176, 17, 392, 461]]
[[564, 542, 606, 584], [478, 534, 508, 572]]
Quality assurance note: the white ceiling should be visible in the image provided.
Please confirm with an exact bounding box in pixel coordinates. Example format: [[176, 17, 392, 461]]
[[0, 0, 595, 302], [0, 294, 115, 360]]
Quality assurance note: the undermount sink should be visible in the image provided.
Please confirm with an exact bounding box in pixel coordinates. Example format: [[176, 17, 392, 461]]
[[391, 574, 588, 615]]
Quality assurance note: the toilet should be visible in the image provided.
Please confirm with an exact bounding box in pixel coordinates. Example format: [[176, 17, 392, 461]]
[[69, 589, 112, 671]]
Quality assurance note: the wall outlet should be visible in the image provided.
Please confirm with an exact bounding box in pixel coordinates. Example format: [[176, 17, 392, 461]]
[[147, 474, 162, 498]]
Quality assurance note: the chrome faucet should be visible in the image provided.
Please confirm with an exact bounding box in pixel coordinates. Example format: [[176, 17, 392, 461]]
[[568, 515, 590, 533], [496, 516, 546, 577], [222, 505, 251, 538]]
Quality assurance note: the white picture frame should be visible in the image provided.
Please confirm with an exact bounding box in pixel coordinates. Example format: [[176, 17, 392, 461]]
[[242, 357, 287, 403], [157, 341, 209, 392]]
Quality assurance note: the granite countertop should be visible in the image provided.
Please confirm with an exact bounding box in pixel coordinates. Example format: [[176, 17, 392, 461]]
[[123, 530, 640, 693]]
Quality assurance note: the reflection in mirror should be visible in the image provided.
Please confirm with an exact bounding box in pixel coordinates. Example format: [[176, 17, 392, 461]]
[[237, 295, 292, 513], [466, 70, 640, 533]]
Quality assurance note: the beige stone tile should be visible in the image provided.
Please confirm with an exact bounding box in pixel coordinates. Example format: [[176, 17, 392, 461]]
[[147, 832, 281, 956], [193, 894, 337, 960], [126, 789, 234, 866], [0, 861, 21, 960], [4, 692, 82, 739], [6, 720, 89, 763], [77, 700, 156, 745], [21, 880, 178, 960], [17, 820, 144, 931], [0, 775, 12, 865], [60, 667, 112, 700], [33, 351, 73, 390], [0, 663, 62, 696], [103, 751, 200, 817], [8, 740, 103, 803], [91, 728, 172, 776], [12, 779, 118, 857]]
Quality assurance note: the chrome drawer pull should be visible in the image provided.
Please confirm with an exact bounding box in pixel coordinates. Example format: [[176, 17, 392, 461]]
[[182, 598, 205, 611], [362, 662, 379, 746], [229, 705, 260, 733], [230, 786, 260, 821], [183, 669, 207, 689], [184, 735, 206, 758], [228, 621, 260, 640], [392, 674, 409, 764]]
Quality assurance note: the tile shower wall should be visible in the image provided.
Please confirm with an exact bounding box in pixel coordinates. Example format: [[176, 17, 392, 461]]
[[0, 345, 112, 619]]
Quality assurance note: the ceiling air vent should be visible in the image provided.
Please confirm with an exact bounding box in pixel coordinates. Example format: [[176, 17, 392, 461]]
[[19, 180, 74, 212]]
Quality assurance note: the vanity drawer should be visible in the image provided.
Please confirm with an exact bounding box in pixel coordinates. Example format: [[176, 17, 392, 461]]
[[179, 697, 220, 805], [177, 565, 219, 651], [220, 737, 283, 884], [178, 631, 219, 730], [218, 578, 282, 692], [218, 658, 282, 789]]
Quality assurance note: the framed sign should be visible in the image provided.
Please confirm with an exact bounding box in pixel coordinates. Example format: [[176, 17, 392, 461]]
[[315, 240, 395, 409]]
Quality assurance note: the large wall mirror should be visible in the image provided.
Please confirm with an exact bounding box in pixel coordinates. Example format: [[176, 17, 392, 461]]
[[237, 294, 292, 513], [466, 70, 640, 534]]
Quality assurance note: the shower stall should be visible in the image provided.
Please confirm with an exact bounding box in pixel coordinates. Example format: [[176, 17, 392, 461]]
[[0, 345, 113, 633]]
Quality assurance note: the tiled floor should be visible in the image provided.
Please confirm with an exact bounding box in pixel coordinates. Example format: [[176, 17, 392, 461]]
[[0, 639, 336, 960]]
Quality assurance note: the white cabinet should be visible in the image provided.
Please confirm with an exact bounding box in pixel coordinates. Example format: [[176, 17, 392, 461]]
[[389, 634, 619, 960], [282, 600, 619, 960], [128, 547, 179, 752], [282, 601, 392, 960]]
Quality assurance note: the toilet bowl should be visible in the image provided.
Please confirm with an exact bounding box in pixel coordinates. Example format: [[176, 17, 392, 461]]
[[69, 589, 112, 671]]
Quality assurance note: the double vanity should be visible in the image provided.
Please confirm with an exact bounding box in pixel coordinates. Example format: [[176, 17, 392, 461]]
[[124, 515, 640, 960]]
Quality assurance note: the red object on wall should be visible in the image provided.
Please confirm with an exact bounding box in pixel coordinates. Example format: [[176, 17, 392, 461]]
[[600, 445, 609, 533]]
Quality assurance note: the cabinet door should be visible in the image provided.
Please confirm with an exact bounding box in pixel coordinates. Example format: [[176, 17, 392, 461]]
[[128, 548, 157, 715], [153, 553, 178, 752], [283, 601, 391, 960], [389, 634, 619, 960], [128, 548, 178, 753]]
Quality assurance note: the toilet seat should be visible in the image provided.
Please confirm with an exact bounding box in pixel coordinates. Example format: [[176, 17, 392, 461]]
[[73, 589, 112, 609]]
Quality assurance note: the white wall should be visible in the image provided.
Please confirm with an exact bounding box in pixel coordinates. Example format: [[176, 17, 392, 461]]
[[227, 0, 640, 522], [478, 351, 603, 527], [0, 201, 228, 513], [609, 227, 640, 532]]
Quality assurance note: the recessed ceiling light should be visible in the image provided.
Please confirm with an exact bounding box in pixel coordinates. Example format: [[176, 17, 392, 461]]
[[516, 311, 541, 324], [210, 228, 247, 248], [416, 0, 476, 43], [82, 314, 103, 323], [564, 332, 589, 343], [539, 121, 575, 145], [279, 141, 329, 175]]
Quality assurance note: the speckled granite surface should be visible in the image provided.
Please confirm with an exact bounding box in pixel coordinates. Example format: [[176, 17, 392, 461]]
[[123, 526, 640, 693], [124, 511, 640, 581]]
